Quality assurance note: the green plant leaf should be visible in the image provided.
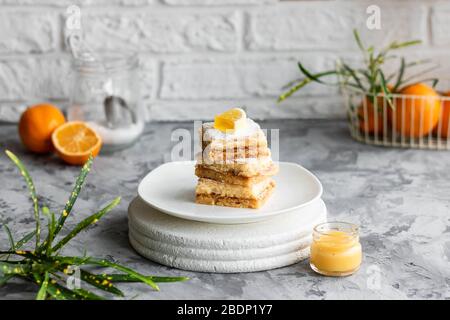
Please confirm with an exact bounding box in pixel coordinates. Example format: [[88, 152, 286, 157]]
[[378, 70, 394, 109], [52, 197, 121, 252], [390, 40, 422, 50], [36, 272, 49, 300], [378, 40, 421, 60], [95, 273, 189, 283], [0, 250, 33, 258], [52, 156, 93, 241], [298, 63, 333, 84], [15, 230, 37, 250], [79, 270, 124, 297], [353, 29, 365, 52], [406, 59, 432, 67], [281, 78, 302, 90], [29, 272, 94, 300], [298, 62, 324, 83], [41, 206, 56, 255], [89, 259, 160, 290], [386, 59, 432, 83], [0, 261, 30, 275], [6, 251, 162, 292], [0, 274, 14, 286], [2, 224, 15, 251], [401, 78, 440, 89], [356, 69, 371, 82], [393, 57, 405, 92], [87, 258, 160, 291], [42, 279, 80, 300], [431, 78, 439, 88], [400, 64, 440, 86], [149, 276, 190, 283], [278, 79, 309, 102], [5, 150, 40, 249], [278, 70, 337, 103], [341, 63, 366, 91], [73, 288, 105, 300], [53, 256, 160, 291]]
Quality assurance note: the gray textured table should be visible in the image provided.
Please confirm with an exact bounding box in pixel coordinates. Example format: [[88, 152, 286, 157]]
[[0, 120, 449, 300]]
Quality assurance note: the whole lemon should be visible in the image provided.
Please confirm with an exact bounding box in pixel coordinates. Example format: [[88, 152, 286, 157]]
[[18, 103, 66, 153]]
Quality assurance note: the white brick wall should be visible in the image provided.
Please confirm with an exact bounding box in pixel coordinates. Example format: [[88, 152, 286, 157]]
[[0, 0, 448, 122], [0, 11, 59, 54], [81, 11, 240, 53]]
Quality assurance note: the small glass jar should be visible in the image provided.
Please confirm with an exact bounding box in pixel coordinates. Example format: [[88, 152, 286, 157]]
[[310, 222, 362, 277], [67, 51, 144, 152]]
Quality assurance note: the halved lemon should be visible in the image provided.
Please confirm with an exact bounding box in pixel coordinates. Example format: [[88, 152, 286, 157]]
[[51, 121, 102, 165], [214, 108, 247, 132]]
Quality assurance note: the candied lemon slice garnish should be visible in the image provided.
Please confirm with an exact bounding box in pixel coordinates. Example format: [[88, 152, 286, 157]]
[[214, 108, 247, 132]]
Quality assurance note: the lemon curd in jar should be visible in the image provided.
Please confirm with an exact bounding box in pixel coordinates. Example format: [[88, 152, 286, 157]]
[[310, 222, 362, 277]]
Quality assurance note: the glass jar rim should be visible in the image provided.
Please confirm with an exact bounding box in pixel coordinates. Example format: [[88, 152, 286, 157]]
[[73, 51, 138, 74], [313, 221, 359, 237]]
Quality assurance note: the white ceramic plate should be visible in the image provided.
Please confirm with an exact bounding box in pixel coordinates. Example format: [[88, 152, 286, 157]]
[[137, 161, 323, 224]]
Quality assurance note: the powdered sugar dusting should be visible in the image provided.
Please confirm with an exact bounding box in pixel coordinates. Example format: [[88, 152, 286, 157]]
[[202, 118, 261, 141]]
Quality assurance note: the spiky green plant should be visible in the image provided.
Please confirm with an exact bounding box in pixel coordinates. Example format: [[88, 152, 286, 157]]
[[278, 29, 438, 106], [0, 150, 188, 300]]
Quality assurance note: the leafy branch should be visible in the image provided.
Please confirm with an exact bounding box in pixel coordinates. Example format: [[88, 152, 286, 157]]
[[0, 150, 188, 300], [278, 29, 438, 105]]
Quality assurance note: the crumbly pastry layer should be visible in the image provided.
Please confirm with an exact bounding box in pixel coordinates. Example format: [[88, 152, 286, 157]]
[[195, 166, 270, 186], [196, 178, 275, 200], [195, 182, 275, 209], [202, 139, 268, 154], [197, 156, 278, 177], [201, 134, 268, 150], [201, 146, 271, 164]]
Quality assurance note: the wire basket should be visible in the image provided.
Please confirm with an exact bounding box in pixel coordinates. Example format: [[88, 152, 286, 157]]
[[343, 88, 450, 150]]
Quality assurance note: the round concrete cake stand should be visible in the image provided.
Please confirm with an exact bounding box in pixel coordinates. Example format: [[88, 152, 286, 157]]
[[128, 197, 327, 273]]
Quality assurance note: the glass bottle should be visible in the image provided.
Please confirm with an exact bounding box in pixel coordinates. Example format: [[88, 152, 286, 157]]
[[68, 52, 144, 151]]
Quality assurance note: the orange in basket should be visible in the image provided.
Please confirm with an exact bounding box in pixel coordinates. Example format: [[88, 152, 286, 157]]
[[357, 85, 393, 135], [434, 91, 450, 138], [391, 83, 441, 138], [357, 98, 385, 135]]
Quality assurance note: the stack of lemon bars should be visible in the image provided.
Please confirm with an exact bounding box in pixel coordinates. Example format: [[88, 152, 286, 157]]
[[195, 108, 278, 209]]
